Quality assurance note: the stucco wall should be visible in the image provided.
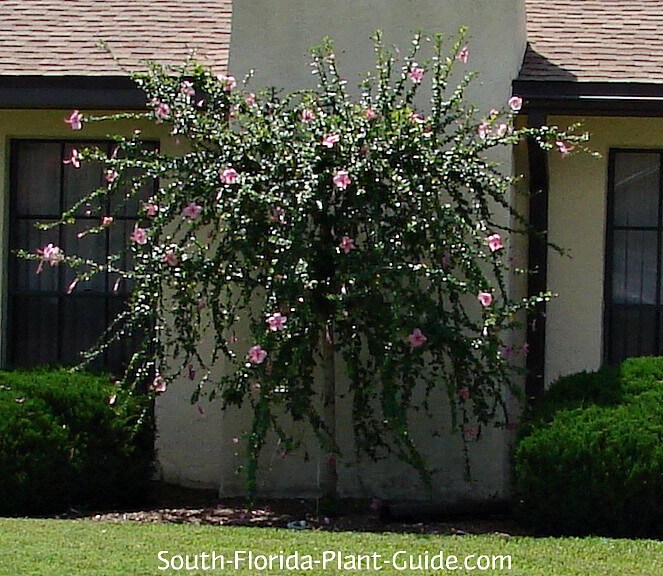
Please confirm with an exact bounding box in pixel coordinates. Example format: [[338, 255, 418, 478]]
[[164, 0, 529, 501], [545, 116, 663, 385]]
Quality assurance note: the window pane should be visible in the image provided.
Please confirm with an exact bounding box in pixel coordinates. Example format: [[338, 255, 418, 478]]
[[12, 220, 60, 293], [10, 296, 59, 367], [61, 297, 108, 367], [62, 222, 108, 293], [609, 307, 658, 364], [14, 142, 62, 216], [613, 153, 660, 227], [611, 230, 658, 305], [63, 142, 106, 216]]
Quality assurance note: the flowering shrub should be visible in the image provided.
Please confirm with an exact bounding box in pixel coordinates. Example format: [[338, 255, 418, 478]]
[[21, 31, 588, 498]]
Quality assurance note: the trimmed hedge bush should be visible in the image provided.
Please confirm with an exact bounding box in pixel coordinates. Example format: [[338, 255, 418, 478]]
[[0, 369, 153, 515], [514, 357, 663, 537]]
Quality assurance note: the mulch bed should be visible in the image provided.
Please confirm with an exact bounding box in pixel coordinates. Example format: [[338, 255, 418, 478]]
[[81, 484, 534, 536]]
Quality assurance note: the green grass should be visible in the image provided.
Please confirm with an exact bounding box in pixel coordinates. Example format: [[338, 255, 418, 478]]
[[0, 518, 660, 575]]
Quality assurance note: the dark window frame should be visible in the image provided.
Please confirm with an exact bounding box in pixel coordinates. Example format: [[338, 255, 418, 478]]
[[7, 138, 156, 371], [604, 148, 663, 364]]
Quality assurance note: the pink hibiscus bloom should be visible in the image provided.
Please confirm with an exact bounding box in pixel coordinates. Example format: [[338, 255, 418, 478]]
[[143, 202, 159, 217], [247, 345, 268, 365], [65, 110, 83, 130], [101, 216, 114, 227], [152, 99, 170, 121], [332, 169, 351, 189], [245, 92, 256, 106], [477, 122, 489, 140], [130, 227, 148, 245], [105, 169, 118, 183], [301, 108, 316, 121], [408, 64, 425, 84], [180, 81, 195, 97], [266, 312, 287, 331], [364, 107, 377, 120], [322, 134, 340, 148], [556, 140, 575, 158], [458, 46, 469, 63], [408, 328, 428, 348], [496, 123, 509, 137], [163, 250, 178, 266], [36, 243, 64, 273], [63, 148, 81, 168], [220, 167, 239, 184], [486, 233, 504, 252], [151, 375, 167, 393], [339, 235, 355, 254], [268, 206, 286, 224], [217, 73, 237, 91], [508, 95, 523, 112], [182, 202, 203, 220], [478, 291, 493, 307], [409, 112, 425, 124]]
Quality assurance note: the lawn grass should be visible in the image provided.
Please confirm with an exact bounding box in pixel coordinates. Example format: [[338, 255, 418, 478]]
[[0, 518, 660, 575]]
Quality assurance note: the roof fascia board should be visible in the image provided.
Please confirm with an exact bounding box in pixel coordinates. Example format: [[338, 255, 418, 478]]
[[0, 76, 146, 109], [514, 80, 663, 117]]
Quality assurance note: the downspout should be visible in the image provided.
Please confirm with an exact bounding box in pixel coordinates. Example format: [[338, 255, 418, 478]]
[[525, 111, 549, 403]]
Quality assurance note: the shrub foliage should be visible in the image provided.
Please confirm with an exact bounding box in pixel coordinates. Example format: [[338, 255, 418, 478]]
[[0, 369, 153, 515], [514, 357, 663, 537]]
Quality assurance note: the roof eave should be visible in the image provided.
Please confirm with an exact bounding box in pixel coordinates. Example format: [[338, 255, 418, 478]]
[[0, 76, 146, 110], [513, 80, 663, 117]]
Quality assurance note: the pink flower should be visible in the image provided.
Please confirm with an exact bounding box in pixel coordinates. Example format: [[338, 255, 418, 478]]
[[322, 134, 340, 148], [220, 167, 239, 184], [66, 278, 79, 294], [151, 376, 167, 393], [458, 46, 469, 63], [266, 312, 287, 331], [508, 95, 523, 112], [163, 250, 178, 266], [268, 206, 286, 224], [143, 202, 159, 217], [250, 382, 261, 392], [63, 148, 81, 168], [180, 81, 195, 97], [36, 243, 64, 273], [459, 388, 470, 400], [105, 169, 118, 183], [496, 123, 509, 137], [408, 328, 427, 348], [247, 345, 267, 365], [101, 216, 114, 227], [364, 107, 377, 120], [232, 437, 240, 444], [486, 233, 504, 252], [408, 64, 425, 84], [65, 110, 83, 130], [182, 202, 203, 220], [245, 92, 256, 106], [217, 73, 237, 91], [130, 227, 148, 245], [332, 169, 351, 189], [489, 108, 500, 118], [409, 112, 425, 124], [152, 99, 170, 121], [556, 140, 575, 158], [339, 235, 355, 254], [478, 291, 493, 307], [301, 108, 316, 121], [477, 122, 489, 140]]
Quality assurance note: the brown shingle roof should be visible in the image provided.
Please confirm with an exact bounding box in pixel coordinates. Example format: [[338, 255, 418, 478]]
[[0, 0, 232, 76], [521, 0, 663, 83]]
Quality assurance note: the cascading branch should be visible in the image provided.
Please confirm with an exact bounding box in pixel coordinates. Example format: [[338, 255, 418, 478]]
[[21, 30, 590, 499]]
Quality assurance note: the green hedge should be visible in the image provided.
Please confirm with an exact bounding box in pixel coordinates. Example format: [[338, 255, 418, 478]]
[[0, 369, 153, 515], [514, 357, 663, 537]]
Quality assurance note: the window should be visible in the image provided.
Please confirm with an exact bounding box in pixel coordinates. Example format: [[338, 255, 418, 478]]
[[8, 140, 152, 372], [605, 149, 663, 363]]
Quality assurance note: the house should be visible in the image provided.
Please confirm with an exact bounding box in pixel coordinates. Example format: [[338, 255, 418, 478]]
[[1, 0, 660, 501]]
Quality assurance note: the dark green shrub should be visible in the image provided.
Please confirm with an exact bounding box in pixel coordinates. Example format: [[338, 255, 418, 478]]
[[0, 369, 153, 515], [514, 357, 663, 537]]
